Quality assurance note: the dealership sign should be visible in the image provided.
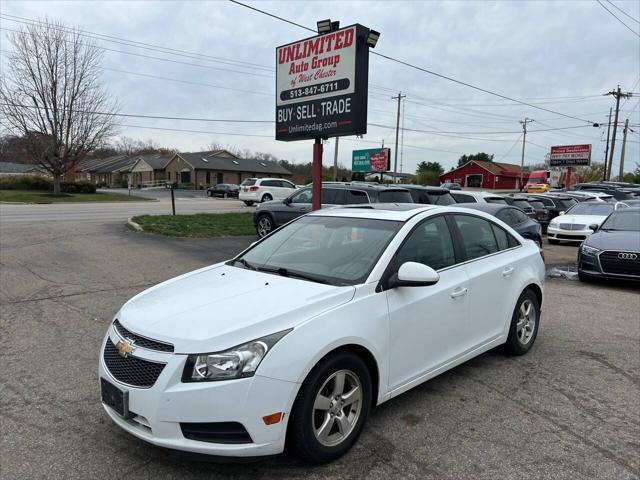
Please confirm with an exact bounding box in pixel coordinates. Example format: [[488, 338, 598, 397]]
[[275, 24, 370, 141], [352, 148, 391, 172], [549, 144, 591, 167]]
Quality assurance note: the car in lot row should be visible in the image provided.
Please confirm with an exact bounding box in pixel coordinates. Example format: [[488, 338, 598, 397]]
[[523, 193, 578, 222], [99, 204, 545, 463], [400, 185, 457, 205], [253, 183, 413, 237], [546, 201, 627, 244], [206, 183, 239, 198], [572, 182, 638, 201], [503, 196, 535, 217], [450, 190, 508, 204], [578, 208, 640, 282], [239, 178, 298, 206]]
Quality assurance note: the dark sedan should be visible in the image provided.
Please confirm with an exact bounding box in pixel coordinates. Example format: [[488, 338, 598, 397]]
[[207, 183, 239, 198], [454, 203, 542, 246], [399, 185, 456, 205], [577, 208, 640, 282]]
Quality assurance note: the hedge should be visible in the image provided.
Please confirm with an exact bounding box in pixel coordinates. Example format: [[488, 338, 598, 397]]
[[0, 175, 96, 193]]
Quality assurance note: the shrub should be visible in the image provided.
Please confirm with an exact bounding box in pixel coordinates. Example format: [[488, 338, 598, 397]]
[[0, 175, 53, 191], [177, 182, 194, 190], [61, 180, 96, 194]]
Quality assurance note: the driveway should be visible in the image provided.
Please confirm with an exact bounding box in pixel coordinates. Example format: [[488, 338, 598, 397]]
[[1, 221, 638, 479]]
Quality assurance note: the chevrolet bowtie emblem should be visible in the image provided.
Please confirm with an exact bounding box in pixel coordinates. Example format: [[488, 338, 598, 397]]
[[115, 339, 135, 358]]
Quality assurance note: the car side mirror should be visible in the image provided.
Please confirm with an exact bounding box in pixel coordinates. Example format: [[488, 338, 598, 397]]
[[389, 262, 440, 288], [589, 224, 599, 232], [283, 197, 292, 205], [559, 211, 565, 216]]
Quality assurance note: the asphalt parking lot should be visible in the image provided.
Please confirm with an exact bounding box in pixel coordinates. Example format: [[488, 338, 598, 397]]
[[1, 219, 639, 480]]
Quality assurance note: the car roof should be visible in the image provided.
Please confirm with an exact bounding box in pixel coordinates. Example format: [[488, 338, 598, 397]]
[[451, 190, 503, 198], [452, 202, 514, 213], [397, 184, 450, 193], [315, 182, 409, 191], [308, 204, 438, 221]]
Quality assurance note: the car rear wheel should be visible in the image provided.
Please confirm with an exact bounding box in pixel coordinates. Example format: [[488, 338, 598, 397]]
[[243, 201, 254, 206], [261, 193, 273, 203], [256, 214, 274, 238], [504, 289, 540, 355], [288, 352, 372, 464]]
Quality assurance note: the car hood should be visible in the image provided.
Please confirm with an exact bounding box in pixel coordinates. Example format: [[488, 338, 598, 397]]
[[116, 263, 355, 353], [584, 230, 640, 252], [551, 214, 607, 226]]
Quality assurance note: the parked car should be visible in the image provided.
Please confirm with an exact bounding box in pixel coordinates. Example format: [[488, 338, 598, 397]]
[[524, 193, 578, 222], [571, 183, 635, 201], [450, 190, 507, 204], [253, 183, 413, 237], [577, 208, 640, 282], [520, 197, 550, 231], [99, 204, 544, 463], [206, 183, 239, 198], [239, 178, 298, 206], [454, 203, 542, 246], [504, 196, 535, 217], [440, 182, 461, 190], [399, 185, 456, 205], [546, 201, 625, 244], [622, 199, 640, 207], [562, 191, 615, 203]]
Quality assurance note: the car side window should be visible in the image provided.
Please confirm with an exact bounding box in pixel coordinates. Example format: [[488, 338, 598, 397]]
[[497, 209, 517, 226], [512, 209, 529, 224], [454, 193, 476, 203], [492, 225, 509, 250], [346, 190, 369, 204], [290, 188, 312, 204], [322, 188, 344, 204], [393, 216, 456, 271], [283, 180, 296, 188], [453, 215, 499, 260], [537, 197, 554, 207]]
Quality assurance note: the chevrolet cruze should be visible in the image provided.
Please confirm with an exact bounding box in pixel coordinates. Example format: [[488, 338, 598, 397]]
[[99, 204, 545, 463]]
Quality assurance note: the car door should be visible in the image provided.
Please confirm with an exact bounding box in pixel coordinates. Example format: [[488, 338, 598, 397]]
[[451, 214, 520, 347], [276, 187, 312, 224], [385, 215, 470, 391]]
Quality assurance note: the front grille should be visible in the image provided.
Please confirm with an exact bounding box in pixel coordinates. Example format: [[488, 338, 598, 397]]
[[103, 339, 166, 388], [556, 234, 587, 240], [180, 422, 253, 444], [559, 223, 586, 231], [114, 320, 174, 353], [599, 251, 640, 277]]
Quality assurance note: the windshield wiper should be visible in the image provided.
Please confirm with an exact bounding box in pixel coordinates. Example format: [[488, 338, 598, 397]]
[[256, 266, 330, 285], [233, 258, 256, 270]]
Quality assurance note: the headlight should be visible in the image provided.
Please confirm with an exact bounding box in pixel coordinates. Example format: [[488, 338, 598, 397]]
[[182, 329, 291, 382], [581, 244, 600, 256]]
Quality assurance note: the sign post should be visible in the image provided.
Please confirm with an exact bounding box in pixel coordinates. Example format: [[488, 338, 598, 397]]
[[549, 144, 591, 192], [276, 23, 376, 210]]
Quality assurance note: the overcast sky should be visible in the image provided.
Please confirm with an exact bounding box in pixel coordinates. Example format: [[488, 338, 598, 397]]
[[1, 0, 639, 174]]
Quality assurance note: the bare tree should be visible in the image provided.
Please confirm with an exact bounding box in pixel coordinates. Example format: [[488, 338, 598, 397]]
[[0, 18, 118, 193]]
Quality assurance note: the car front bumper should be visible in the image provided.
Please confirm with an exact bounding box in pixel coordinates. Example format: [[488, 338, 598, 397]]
[[98, 329, 299, 457], [547, 225, 593, 242], [578, 250, 640, 281]]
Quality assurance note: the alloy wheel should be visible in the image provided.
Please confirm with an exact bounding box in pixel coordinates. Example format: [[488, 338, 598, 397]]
[[516, 299, 536, 345], [312, 370, 362, 447], [257, 217, 272, 237]]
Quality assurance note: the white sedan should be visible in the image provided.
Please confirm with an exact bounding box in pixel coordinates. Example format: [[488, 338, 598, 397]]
[[547, 201, 625, 244], [99, 204, 545, 463]]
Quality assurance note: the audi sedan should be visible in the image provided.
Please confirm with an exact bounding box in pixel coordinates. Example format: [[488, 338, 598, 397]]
[[577, 208, 640, 282], [99, 204, 545, 463]]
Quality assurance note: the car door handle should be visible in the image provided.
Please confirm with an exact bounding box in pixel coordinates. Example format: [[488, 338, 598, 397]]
[[502, 266, 515, 277], [450, 287, 468, 298]]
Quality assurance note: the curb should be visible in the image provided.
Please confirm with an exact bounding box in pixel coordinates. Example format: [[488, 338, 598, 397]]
[[126, 217, 143, 232]]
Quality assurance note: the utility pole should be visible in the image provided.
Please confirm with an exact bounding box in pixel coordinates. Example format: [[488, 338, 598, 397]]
[[392, 91, 406, 183], [605, 85, 632, 180], [332, 137, 339, 181], [619, 118, 629, 180], [400, 97, 405, 174], [603, 108, 612, 181], [519, 117, 534, 191]]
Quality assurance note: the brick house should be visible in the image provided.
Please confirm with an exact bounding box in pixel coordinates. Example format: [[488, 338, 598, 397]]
[[130, 153, 172, 187], [439, 160, 530, 190]]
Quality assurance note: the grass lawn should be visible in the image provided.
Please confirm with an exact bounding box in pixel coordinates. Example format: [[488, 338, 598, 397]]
[[132, 212, 255, 237], [0, 190, 152, 203]]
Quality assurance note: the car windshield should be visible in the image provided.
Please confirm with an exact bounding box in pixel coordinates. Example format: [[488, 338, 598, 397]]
[[513, 200, 533, 209], [235, 216, 402, 286], [567, 203, 614, 215], [485, 197, 507, 204], [557, 198, 578, 209], [428, 192, 456, 205], [378, 190, 413, 203], [600, 210, 640, 231], [528, 200, 545, 209], [241, 179, 256, 186]]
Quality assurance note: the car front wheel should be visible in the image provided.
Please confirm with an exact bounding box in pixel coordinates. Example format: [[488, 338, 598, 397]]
[[256, 215, 274, 238], [504, 289, 540, 355], [288, 352, 372, 464], [261, 193, 273, 203]]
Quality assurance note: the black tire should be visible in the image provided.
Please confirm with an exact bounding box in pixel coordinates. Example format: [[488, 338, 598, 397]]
[[256, 214, 274, 238], [261, 193, 273, 203], [504, 289, 540, 356], [548, 239, 560, 245], [578, 271, 590, 282], [288, 352, 372, 464], [243, 201, 254, 206]]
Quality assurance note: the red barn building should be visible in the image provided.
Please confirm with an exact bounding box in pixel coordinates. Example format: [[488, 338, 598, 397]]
[[439, 160, 529, 190]]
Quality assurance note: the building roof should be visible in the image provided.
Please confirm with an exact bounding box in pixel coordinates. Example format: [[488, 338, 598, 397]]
[[442, 160, 528, 179], [93, 156, 138, 174], [0, 161, 43, 174], [135, 153, 172, 170], [175, 151, 292, 175]]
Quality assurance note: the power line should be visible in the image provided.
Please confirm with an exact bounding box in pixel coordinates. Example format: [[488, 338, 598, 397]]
[[596, 0, 640, 37], [605, 0, 640, 24], [115, 123, 273, 138]]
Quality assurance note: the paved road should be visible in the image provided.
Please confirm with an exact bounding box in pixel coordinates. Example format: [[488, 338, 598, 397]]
[[0, 197, 253, 224], [1, 220, 638, 479]]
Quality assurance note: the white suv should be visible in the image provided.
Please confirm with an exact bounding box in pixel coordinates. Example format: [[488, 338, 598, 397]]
[[451, 190, 507, 204], [239, 178, 297, 206]]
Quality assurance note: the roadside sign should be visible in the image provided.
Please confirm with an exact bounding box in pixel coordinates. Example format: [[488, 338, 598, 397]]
[[549, 144, 591, 167], [275, 24, 370, 141], [352, 148, 391, 172]]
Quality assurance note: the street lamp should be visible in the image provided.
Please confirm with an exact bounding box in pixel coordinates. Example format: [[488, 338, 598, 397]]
[[366, 29, 380, 48], [316, 19, 332, 33]]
